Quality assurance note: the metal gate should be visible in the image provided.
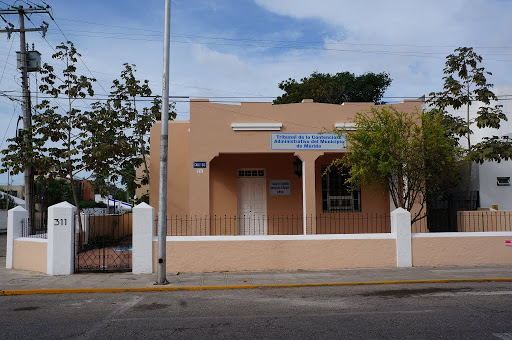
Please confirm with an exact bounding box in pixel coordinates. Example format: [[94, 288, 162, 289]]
[[75, 213, 132, 272], [427, 191, 479, 232]]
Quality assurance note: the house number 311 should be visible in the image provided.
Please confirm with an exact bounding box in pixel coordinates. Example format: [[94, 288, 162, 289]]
[[53, 218, 67, 226]]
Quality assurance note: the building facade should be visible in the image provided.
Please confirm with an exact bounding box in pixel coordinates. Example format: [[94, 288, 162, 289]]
[[149, 99, 421, 235]]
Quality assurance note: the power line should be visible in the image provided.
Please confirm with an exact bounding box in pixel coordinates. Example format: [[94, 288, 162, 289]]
[[36, 34, 512, 62], [0, 34, 14, 87], [4, 90, 512, 102], [33, 32, 482, 57], [22, 11, 114, 117], [0, 102, 17, 149], [46, 14, 110, 96], [50, 17, 512, 51]]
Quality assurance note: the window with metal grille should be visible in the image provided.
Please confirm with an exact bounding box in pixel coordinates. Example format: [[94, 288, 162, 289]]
[[322, 166, 360, 212], [497, 176, 511, 186], [237, 169, 265, 177]]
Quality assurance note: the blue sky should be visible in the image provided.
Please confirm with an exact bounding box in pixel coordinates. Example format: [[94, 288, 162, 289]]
[[1, 0, 512, 185]]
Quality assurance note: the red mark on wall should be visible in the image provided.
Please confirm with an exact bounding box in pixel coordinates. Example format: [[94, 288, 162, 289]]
[[506, 240, 512, 247]]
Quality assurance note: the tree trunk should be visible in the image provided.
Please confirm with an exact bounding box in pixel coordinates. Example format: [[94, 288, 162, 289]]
[[66, 66, 83, 234], [397, 171, 405, 208], [465, 87, 472, 202], [70, 176, 83, 230], [134, 97, 149, 186]]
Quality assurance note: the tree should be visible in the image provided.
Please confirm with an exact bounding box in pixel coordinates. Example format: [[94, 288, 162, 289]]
[[427, 47, 512, 199], [90, 63, 176, 198], [274, 71, 392, 105], [1, 42, 96, 230], [0, 191, 16, 210], [0, 41, 126, 231], [120, 163, 137, 203], [422, 110, 463, 202], [333, 107, 461, 222], [35, 177, 74, 207]]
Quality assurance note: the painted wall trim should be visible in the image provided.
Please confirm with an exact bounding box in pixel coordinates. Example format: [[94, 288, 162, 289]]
[[163, 233, 394, 241], [15, 237, 47, 243], [413, 232, 512, 238], [231, 123, 283, 131], [335, 123, 357, 130]]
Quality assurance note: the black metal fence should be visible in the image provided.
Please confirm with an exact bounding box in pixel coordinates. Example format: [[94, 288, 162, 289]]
[[160, 213, 391, 236], [414, 210, 512, 233], [21, 218, 47, 239], [455, 210, 512, 232]]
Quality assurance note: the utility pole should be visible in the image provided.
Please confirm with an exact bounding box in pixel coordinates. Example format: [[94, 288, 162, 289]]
[[0, 5, 49, 228], [156, 0, 171, 285]]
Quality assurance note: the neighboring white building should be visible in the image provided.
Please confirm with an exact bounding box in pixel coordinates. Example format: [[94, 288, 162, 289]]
[[94, 194, 133, 212], [0, 192, 26, 231], [426, 86, 512, 210]]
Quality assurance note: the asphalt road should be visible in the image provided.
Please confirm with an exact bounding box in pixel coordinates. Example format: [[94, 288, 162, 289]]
[[1, 282, 512, 339]]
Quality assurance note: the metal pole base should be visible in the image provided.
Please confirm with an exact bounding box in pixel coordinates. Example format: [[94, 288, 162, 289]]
[[154, 279, 169, 285]]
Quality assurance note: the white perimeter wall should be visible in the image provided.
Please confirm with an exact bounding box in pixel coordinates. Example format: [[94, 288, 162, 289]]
[[478, 161, 512, 210]]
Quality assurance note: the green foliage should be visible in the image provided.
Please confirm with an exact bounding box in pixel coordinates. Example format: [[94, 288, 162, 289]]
[[0, 191, 16, 210], [470, 136, 512, 163], [120, 163, 136, 202], [427, 47, 512, 163], [1, 50, 173, 213], [88, 181, 127, 203], [135, 193, 149, 204], [422, 110, 463, 200], [334, 107, 461, 222], [78, 199, 106, 209], [35, 177, 74, 206], [113, 187, 128, 202], [274, 71, 392, 105], [427, 47, 512, 198], [1, 41, 97, 220], [90, 63, 176, 196]]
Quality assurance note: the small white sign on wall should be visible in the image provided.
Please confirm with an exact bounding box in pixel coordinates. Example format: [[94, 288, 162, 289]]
[[269, 180, 291, 196]]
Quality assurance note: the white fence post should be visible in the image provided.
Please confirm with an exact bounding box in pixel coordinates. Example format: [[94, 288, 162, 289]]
[[132, 202, 154, 274], [391, 207, 412, 267], [47, 202, 76, 275], [6, 206, 28, 269]]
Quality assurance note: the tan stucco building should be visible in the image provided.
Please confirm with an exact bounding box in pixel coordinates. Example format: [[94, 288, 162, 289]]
[[149, 99, 421, 235]]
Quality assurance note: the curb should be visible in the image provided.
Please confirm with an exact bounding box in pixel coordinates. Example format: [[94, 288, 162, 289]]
[[2, 277, 512, 296]]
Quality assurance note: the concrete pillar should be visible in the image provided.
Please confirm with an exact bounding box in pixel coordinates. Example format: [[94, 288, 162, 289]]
[[391, 207, 412, 267], [133, 203, 154, 274], [6, 206, 28, 269], [297, 154, 317, 234], [47, 201, 76, 275]]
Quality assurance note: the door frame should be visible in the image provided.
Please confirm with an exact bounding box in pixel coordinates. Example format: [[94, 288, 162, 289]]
[[237, 168, 267, 235]]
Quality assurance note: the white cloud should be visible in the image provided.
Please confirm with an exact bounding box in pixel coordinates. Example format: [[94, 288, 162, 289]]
[[254, 0, 510, 45]]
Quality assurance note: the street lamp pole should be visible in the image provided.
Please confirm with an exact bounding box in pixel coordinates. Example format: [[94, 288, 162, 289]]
[[156, 0, 171, 285]]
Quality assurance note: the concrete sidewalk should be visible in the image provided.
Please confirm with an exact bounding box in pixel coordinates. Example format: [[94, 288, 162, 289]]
[[1, 232, 512, 294], [1, 260, 512, 294]]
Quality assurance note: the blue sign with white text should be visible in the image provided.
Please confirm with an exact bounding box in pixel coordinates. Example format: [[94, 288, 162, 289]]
[[193, 162, 207, 168], [271, 133, 347, 150]]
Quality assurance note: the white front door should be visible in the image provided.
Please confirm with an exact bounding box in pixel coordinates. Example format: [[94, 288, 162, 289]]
[[238, 177, 267, 235]]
